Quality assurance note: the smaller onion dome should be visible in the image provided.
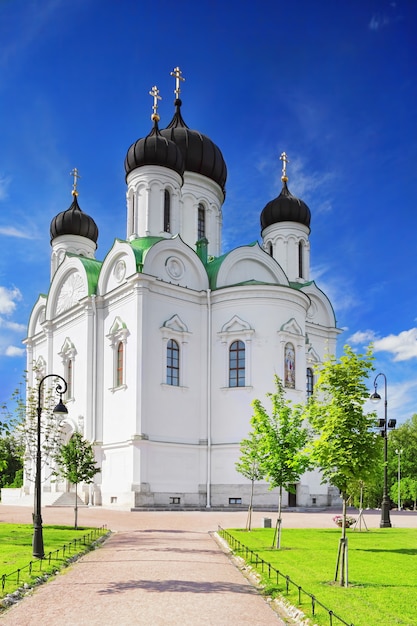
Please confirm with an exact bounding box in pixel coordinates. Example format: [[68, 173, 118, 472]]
[[125, 85, 184, 178], [124, 121, 184, 178], [50, 193, 98, 244], [260, 152, 311, 230]]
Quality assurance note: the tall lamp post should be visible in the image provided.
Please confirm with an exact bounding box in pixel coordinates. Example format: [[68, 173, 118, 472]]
[[395, 449, 403, 510], [370, 372, 396, 528], [33, 374, 68, 559]]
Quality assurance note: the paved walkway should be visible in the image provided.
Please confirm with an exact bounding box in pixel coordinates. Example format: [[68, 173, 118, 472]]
[[1, 506, 416, 625]]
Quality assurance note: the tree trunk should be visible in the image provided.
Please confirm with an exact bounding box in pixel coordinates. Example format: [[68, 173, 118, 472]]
[[276, 486, 282, 549], [74, 482, 78, 530], [334, 494, 348, 586], [246, 478, 254, 531]]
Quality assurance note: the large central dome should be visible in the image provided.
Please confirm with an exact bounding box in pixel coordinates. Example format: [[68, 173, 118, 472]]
[[160, 98, 227, 195]]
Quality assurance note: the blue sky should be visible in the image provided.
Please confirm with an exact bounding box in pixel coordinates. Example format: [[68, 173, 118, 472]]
[[0, 0, 416, 423]]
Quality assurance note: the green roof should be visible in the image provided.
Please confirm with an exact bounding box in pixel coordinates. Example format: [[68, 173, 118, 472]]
[[75, 257, 102, 295], [128, 236, 165, 271]]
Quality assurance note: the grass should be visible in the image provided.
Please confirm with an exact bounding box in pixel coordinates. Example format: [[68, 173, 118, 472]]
[[223, 527, 417, 626], [0, 524, 108, 601]]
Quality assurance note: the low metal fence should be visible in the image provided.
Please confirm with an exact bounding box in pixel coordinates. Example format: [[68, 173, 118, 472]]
[[1, 525, 107, 594], [218, 526, 353, 626]]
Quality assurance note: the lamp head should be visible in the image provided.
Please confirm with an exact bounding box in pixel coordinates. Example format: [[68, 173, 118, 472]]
[[53, 398, 68, 417], [370, 391, 381, 404]]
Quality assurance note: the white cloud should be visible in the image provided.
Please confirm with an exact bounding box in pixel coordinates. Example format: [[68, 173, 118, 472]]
[[374, 328, 417, 361], [0, 286, 22, 315], [0, 226, 34, 239], [348, 330, 377, 345], [5, 345, 25, 357], [0, 319, 27, 332]]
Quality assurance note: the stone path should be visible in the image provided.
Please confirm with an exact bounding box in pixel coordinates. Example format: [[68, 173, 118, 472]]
[[1, 506, 416, 625]]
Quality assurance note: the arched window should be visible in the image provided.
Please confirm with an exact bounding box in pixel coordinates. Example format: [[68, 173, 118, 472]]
[[229, 340, 245, 387], [298, 241, 304, 278], [306, 367, 314, 397], [116, 342, 124, 387], [268, 242, 273, 256], [284, 342, 295, 389], [164, 189, 171, 233], [197, 203, 205, 240], [167, 339, 180, 386]]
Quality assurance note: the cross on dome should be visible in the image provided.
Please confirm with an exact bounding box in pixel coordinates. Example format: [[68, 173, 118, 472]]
[[280, 152, 289, 182], [149, 85, 161, 122], [170, 66, 185, 99], [70, 168, 80, 196]]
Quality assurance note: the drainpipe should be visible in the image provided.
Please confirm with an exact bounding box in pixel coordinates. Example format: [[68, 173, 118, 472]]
[[206, 288, 212, 508]]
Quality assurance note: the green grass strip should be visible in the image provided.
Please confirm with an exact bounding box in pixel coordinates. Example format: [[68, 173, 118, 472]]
[[0, 524, 108, 602], [223, 527, 417, 626]]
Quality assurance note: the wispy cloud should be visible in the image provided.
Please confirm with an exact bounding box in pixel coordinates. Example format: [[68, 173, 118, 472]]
[[5, 346, 25, 357], [0, 319, 26, 333], [369, 13, 390, 31], [0, 286, 22, 316], [348, 329, 377, 344], [0, 175, 11, 201], [0, 226, 35, 239], [349, 327, 417, 362]]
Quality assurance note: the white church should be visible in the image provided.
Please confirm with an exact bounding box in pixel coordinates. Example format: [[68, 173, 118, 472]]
[[24, 68, 341, 509]]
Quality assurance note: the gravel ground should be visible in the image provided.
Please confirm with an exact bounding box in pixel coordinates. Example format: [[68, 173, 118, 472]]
[[0, 506, 416, 625]]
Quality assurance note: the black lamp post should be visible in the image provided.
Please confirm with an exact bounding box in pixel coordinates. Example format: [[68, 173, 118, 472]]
[[33, 374, 68, 559], [370, 372, 396, 528]]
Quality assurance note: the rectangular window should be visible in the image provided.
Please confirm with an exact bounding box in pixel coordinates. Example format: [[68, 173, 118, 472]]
[[198, 204, 205, 240], [229, 497, 242, 505]]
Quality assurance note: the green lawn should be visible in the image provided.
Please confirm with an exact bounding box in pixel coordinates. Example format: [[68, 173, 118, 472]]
[[0, 524, 108, 600], [223, 527, 417, 626]]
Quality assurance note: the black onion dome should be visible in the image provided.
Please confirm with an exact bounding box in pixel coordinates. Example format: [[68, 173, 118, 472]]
[[160, 99, 227, 194], [124, 120, 184, 178], [260, 181, 311, 230], [50, 194, 99, 243]]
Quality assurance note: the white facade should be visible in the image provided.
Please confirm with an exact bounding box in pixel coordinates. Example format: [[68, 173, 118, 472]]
[[24, 93, 341, 510]]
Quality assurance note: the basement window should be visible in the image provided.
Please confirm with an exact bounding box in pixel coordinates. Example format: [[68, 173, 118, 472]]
[[111, 496, 117, 504], [170, 497, 181, 505], [229, 497, 242, 505]]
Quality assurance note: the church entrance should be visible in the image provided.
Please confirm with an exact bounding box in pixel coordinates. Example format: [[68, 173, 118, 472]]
[[288, 486, 297, 507]]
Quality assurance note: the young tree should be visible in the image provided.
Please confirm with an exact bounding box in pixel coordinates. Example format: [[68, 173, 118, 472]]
[[251, 375, 311, 548], [235, 430, 264, 530], [54, 432, 100, 529], [304, 344, 379, 586]]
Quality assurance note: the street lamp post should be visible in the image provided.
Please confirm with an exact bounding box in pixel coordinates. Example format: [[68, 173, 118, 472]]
[[33, 374, 68, 559], [370, 372, 396, 528], [395, 448, 403, 510]]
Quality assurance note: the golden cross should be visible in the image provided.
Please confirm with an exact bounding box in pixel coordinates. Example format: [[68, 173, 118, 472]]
[[70, 168, 80, 196], [170, 66, 185, 98], [149, 85, 161, 121], [280, 152, 289, 181]]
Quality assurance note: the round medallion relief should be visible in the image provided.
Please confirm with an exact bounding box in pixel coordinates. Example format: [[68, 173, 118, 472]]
[[166, 256, 184, 280], [113, 259, 126, 283]]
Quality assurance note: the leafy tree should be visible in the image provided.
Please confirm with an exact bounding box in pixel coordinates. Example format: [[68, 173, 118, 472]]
[[0, 434, 24, 489], [251, 375, 311, 548], [388, 414, 417, 490], [304, 344, 379, 586], [16, 373, 66, 484], [0, 391, 24, 490], [54, 432, 100, 529], [235, 430, 264, 530]]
